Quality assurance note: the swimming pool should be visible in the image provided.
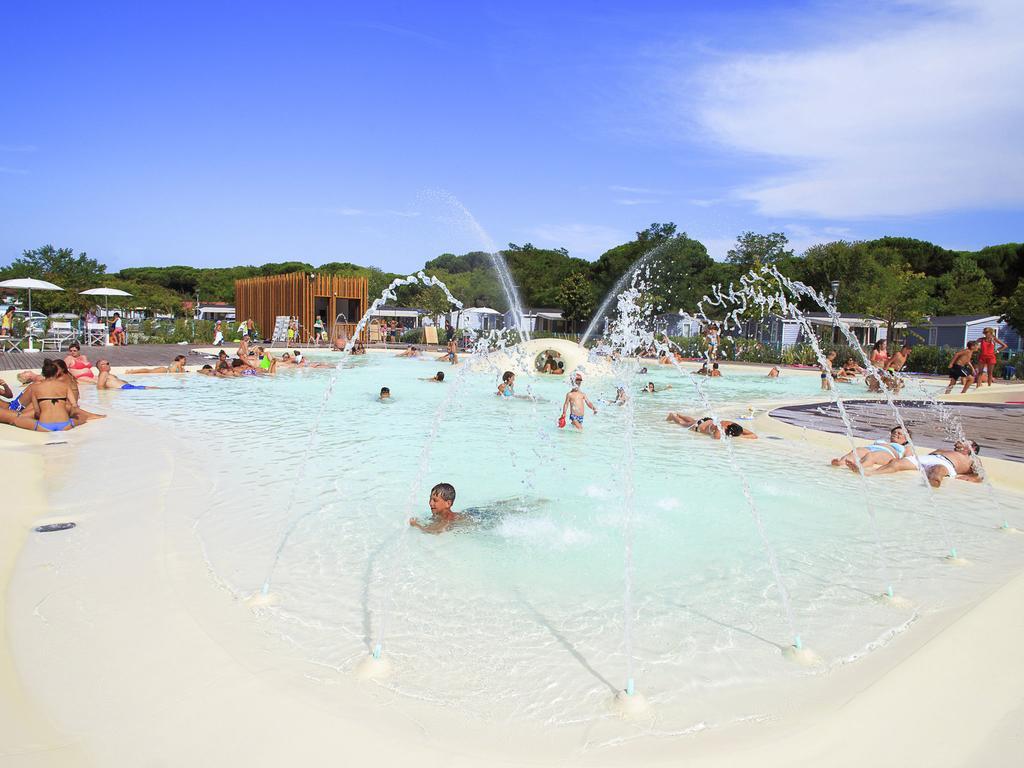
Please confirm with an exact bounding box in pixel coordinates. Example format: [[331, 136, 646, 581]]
[[104, 353, 1024, 734]]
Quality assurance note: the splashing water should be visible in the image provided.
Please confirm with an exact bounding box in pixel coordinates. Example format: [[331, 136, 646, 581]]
[[579, 239, 678, 348], [425, 189, 531, 341], [608, 270, 804, 652]]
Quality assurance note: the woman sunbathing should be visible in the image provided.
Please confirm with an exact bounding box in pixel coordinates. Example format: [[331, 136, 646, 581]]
[[24, 358, 86, 431], [830, 426, 911, 471]]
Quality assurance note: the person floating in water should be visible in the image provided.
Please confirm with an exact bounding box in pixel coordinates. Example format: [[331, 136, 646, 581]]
[[767, 366, 780, 378], [665, 412, 757, 439], [125, 355, 187, 374], [830, 426, 911, 471], [641, 381, 672, 393], [421, 371, 445, 383], [96, 360, 155, 390], [867, 440, 982, 487], [395, 346, 420, 358], [409, 482, 465, 535], [560, 376, 597, 430], [378, 386, 391, 401]]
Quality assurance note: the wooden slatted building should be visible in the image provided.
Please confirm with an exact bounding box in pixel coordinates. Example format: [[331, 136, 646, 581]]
[[234, 272, 369, 343]]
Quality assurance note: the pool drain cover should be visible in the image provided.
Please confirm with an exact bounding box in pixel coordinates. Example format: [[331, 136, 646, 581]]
[[34, 522, 76, 533]]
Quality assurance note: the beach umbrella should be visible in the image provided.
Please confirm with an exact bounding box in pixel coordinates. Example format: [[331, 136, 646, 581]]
[[80, 287, 133, 346], [0, 277, 65, 351], [80, 287, 133, 319]]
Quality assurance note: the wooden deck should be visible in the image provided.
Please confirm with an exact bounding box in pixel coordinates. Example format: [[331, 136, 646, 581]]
[[770, 399, 1024, 463], [0, 344, 209, 372]]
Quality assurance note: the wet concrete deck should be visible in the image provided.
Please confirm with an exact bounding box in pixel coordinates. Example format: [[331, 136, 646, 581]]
[[770, 399, 1024, 463]]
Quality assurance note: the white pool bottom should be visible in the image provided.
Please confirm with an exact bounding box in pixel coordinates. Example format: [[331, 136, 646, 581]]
[[16, 354, 1024, 742]]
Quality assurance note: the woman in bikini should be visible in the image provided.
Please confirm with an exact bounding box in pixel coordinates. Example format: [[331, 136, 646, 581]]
[[25, 358, 86, 431], [973, 327, 1006, 388], [52, 359, 105, 421], [830, 426, 910, 471]]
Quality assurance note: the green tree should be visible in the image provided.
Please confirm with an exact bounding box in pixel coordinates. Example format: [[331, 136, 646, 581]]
[[866, 236, 956, 277], [589, 223, 678, 297], [726, 232, 794, 272], [557, 271, 595, 334], [1, 245, 107, 313], [971, 243, 1024, 298], [501, 245, 589, 307], [846, 247, 932, 340], [1002, 280, 1024, 335], [936, 255, 997, 315]]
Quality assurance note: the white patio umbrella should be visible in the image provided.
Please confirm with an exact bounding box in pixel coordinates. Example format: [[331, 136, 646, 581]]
[[80, 286, 133, 317], [0, 277, 65, 352], [80, 287, 133, 346]]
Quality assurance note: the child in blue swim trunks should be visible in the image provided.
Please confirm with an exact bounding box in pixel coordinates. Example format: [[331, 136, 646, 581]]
[[560, 376, 597, 431]]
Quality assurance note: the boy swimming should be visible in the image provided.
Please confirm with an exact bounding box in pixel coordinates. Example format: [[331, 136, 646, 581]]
[[409, 482, 465, 535]]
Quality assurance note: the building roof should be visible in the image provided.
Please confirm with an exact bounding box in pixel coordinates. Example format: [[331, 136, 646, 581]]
[[800, 312, 906, 328], [370, 305, 426, 318], [507, 307, 564, 316], [918, 314, 1002, 326]]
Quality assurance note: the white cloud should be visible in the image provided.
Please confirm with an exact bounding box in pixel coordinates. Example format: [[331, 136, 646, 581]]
[[334, 207, 420, 218], [528, 223, 629, 258], [614, 198, 660, 206], [693, 0, 1024, 217], [609, 185, 669, 195]]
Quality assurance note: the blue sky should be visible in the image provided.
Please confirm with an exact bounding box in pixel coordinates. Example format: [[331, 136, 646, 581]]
[[1, 1, 1021, 273]]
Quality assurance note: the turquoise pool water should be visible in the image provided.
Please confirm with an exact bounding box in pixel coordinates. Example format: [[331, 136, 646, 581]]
[[106, 353, 1024, 730]]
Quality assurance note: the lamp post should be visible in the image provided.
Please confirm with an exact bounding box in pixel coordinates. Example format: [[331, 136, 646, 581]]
[[828, 280, 840, 344], [192, 292, 200, 342]]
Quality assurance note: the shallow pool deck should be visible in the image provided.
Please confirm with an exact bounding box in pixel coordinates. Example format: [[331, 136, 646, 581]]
[[3, 355, 1024, 766]]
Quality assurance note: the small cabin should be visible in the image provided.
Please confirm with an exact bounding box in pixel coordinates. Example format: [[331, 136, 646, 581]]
[[234, 272, 369, 343], [904, 315, 1022, 352]]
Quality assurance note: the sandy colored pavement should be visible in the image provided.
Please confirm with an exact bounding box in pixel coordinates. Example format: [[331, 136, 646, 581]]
[[1, 359, 1023, 766]]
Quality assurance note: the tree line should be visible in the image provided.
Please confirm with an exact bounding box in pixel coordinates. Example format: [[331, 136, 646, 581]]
[[2, 227, 1022, 336]]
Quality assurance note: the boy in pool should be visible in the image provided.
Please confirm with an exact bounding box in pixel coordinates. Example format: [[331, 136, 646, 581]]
[[421, 371, 445, 382], [379, 386, 391, 401], [560, 377, 597, 430], [409, 482, 464, 535]]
